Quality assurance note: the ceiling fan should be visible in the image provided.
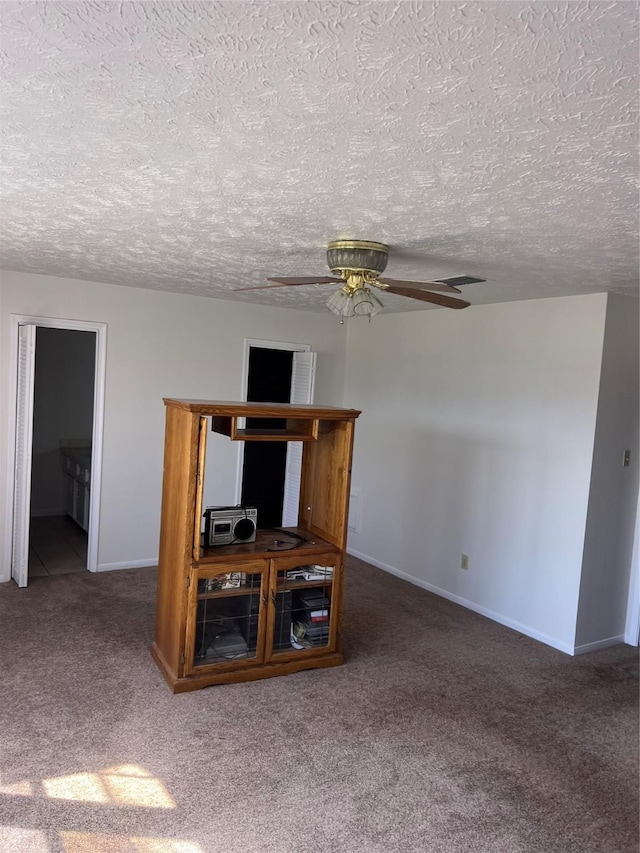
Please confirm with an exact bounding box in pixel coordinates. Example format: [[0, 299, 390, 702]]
[[236, 240, 484, 320]]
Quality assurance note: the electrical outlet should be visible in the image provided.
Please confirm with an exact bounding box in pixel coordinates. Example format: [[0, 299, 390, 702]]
[[461, 554, 469, 570]]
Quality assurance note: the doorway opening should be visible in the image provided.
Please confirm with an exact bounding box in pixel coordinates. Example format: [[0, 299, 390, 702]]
[[241, 347, 293, 527], [8, 315, 107, 587], [29, 328, 96, 579], [238, 340, 316, 529]]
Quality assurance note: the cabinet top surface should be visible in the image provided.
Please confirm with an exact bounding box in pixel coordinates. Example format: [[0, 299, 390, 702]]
[[163, 399, 361, 419], [196, 527, 340, 563]]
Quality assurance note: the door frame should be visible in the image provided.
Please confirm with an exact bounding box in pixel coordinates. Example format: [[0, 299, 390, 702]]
[[235, 338, 312, 505], [5, 314, 107, 577]]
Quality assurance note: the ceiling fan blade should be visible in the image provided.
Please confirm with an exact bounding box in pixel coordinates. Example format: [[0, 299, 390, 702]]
[[235, 276, 342, 291], [385, 285, 470, 309], [378, 277, 462, 294], [268, 276, 343, 285]]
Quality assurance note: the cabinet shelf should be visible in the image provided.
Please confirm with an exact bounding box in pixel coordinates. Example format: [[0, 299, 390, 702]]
[[196, 577, 334, 601], [196, 528, 336, 563], [152, 398, 360, 692], [232, 428, 316, 441], [277, 578, 333, 591], [197, 585, 258, 600], [211, 415, 319, 442]]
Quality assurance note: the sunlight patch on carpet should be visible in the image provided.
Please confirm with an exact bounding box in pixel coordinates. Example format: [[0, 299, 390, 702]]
[[42, 764, 176, 808], [60, 832, 203, 852], [0, 778, 34, 795]]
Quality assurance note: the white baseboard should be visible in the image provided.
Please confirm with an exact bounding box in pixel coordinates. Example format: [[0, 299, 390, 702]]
[[573, 635, 626, 655], [0, 560, 157, 581], [97, 558, 158, 572], [347, 547, 576, 656]]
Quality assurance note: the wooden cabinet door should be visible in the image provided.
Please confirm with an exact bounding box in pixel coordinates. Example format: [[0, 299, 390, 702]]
[[265, 552, 341, 661], [184, 559, 269, 675]]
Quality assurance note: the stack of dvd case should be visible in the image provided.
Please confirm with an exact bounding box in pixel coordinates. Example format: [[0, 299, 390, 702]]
[[291, 588, 330, 648]]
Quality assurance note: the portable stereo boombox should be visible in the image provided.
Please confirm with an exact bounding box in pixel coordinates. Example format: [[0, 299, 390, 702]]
[[203, 505, 258, 547]]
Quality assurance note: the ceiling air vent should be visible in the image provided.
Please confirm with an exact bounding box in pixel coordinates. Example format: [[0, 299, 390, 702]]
[[434, 275, 486, 287]]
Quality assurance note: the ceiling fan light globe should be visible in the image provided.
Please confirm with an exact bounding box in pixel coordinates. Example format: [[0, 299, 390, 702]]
[[351, 287, 383, 316], [326, 288, 355, 317]]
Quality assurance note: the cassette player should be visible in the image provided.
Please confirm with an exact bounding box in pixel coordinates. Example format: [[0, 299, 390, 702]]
[[203, 505, 258, 547]]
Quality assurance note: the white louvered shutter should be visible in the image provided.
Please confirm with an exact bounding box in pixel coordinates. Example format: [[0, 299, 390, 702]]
[[281, 351, 316, 526]]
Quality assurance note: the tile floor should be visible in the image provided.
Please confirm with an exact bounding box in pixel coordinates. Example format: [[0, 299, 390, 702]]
[[28, 515, 88, 577]]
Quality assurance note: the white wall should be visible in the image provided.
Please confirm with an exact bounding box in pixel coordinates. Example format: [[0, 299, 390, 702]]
[[0, 270, 347, 576], [576, 295, 640, 651], [344, 293, 610, 653], [31, 328, 96, 515]]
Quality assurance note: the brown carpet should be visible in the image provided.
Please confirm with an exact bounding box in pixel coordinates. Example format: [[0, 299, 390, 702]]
[[0, 556, 637, 853]]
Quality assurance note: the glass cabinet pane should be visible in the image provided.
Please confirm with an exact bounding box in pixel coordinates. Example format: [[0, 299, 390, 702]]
[[194, 572, 262, 666], [271, 562, 335, 656]]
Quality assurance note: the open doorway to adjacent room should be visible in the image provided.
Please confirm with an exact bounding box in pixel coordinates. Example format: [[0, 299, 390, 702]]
[[8, 316, 107, 587], [29, 328, 96, 578], [239, 339, 316, 529]]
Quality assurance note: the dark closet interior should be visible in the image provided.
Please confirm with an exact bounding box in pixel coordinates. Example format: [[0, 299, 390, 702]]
[[240, 347, 293, 528]]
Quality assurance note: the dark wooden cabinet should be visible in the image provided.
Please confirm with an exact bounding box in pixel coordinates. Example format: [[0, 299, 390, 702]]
[[151, 399, 360, 692]]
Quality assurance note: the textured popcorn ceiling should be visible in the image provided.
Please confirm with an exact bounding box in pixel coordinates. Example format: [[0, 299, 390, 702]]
[[0, 1, 638, 314]]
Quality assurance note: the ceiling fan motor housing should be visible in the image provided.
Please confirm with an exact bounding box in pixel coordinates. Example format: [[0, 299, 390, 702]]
[[326, 240, 389, 277]]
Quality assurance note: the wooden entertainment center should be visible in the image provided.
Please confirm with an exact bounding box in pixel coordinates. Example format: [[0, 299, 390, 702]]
[[151, 399, 360, 693]]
